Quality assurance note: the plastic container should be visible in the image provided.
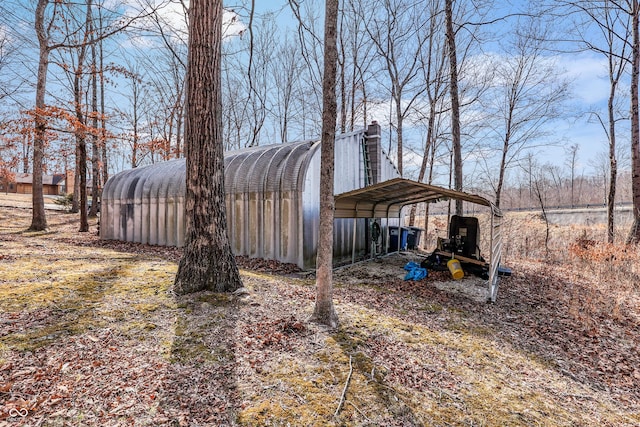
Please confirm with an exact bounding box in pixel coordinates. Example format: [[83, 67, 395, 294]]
[[406, 226, 424, 250], [447, 258, 464, 280], [388, 226, 409, 252]]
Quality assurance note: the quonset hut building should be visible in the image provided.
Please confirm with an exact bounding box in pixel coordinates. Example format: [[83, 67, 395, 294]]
[[101, 121, 506, 301], [100, 122, 399, 269]]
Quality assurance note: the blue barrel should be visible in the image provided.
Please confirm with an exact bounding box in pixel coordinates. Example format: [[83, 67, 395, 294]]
[[388, 226, 409, 251]]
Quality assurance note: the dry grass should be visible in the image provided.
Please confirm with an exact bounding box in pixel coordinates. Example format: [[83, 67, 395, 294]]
[[0, 196, 639, 426]]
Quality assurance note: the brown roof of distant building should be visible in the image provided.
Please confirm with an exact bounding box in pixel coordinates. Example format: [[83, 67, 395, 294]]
[[15, 173, 66, 186]]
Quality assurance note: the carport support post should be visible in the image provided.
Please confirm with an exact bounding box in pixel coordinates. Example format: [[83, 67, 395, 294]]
[[397, 210, 402, 252], [351, 218, 357, 264]]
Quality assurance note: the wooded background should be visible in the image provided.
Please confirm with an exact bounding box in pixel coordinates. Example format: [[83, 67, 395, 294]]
[[1, 0, 640, 240]]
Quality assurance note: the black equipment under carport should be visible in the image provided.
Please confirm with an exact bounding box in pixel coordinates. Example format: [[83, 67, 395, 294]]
[[422, 215, 511, 280]]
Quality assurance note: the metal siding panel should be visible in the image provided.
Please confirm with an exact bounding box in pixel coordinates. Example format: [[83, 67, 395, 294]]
[[124, 176, 139, 242], [132, 175, 144, 243], [233, 193, 244, 254], [263, 192, 274, 258], [301, 147, 321, 268], [166, 196, 176, 247], [381, 153, 400, 181], [141, 180, 151, 244], [111, 169, 137, 241], [334, 132, 363, 194], [248, 193, 259, 256], [166, 161, 186, 246], [148, 190, 158, 246], [176, 195, 185, 247], [280, 194, 288, 260]]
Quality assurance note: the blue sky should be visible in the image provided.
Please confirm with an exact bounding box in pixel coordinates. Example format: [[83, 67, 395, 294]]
[[0, 0, 629, 179], [243, 1, 625, 178]]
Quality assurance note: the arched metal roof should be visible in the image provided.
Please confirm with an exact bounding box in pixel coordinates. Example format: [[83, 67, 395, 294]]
[[334, 177, 501, 218], [223, 141, 318, 194]]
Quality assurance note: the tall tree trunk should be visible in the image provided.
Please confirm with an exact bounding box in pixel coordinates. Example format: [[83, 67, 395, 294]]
[[30, 0, 50, 232], [71, 164, 80, 213], [629, 0, 640, 244], [173, 0, 242, 294], [75, 0, 92, 232], [608, 83, 617, 243], [22, 134, 30, 173], [338, 11, 346, 134], [396, 103, 404, 176], [131, 79, 139, 168], [312, 0, 339, 328], [409, 108, 436, 227], [445, 0, 463, 216], [496, 133, 511, 209], [423, 142, 437, 244], [89, 17, 100, 218], [99, 10, 108, 185]]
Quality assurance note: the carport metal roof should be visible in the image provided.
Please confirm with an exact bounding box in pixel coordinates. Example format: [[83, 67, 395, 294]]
[[334, 177, 501, 219], [334, 177, 504, 302]]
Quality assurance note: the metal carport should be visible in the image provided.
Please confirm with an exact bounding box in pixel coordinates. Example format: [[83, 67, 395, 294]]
[[334, 177, 504, 302]]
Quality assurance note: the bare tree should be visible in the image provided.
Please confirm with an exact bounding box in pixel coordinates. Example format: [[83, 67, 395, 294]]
[[563, 0, 640, 242], [243, 18, 272, 147], [270, 34, 304, 143], [562, 0, 631, 242], [145, 43, 187, 159], [363, 0, 429, 176], [533, 165, 551, 259], [313, 0, 339, 328], [485, 16, 569, 208], [126, 67, 145, 168], [30, 0, 53, 231], [336, 0, 377, 132], [173, 0, 242, 294], [409, 0, 449, 227], [565, 143, 579, 208], [89, 17, 101, 218], [629, 0, 640, 243], [29, 0, 150, 231], [0, 14, 22, 102], [445, 0, 463, 215], [289, 0, 325, 137]]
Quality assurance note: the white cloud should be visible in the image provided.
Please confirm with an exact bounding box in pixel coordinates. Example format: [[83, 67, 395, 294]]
[[558, 52, 609, 105], [120, 1, 245, 40]]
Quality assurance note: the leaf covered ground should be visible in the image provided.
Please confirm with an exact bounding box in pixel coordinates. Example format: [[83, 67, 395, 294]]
[[0, 199, 639, 426]]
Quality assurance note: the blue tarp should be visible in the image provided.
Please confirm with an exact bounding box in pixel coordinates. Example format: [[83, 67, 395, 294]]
[[403, 261, 427, 281]]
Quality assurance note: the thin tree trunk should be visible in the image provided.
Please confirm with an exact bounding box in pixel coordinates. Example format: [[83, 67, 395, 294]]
[[496, 135, 510, 209], [629, 0, 640, 244], [173, 0, 242, 294], [338, 11, 346, 134], [131, 80, 139, 168], [422, 132, 438, 246], [607, 83, 617, 243], [74, 0, 92, 232], [396, 105, 404, 177], [89, 16, 100, 218], [445, 0, 463, 216], [408, 121, 434, 226], [312, 0, 339, 328], [29, 0, 50, 232], [99, 13, 108, 185]]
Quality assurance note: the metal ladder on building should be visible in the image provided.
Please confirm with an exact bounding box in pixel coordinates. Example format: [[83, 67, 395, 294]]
[[362, 137, 373, 186]]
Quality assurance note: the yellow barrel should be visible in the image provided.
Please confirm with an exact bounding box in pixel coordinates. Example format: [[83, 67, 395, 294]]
[[447, 258, 464, 280]]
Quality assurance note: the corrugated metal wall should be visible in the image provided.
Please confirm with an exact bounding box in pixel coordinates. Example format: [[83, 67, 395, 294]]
[[224, 141, 316, 267], [101, 159, 186, 247], [100, 126, 399, 269]]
